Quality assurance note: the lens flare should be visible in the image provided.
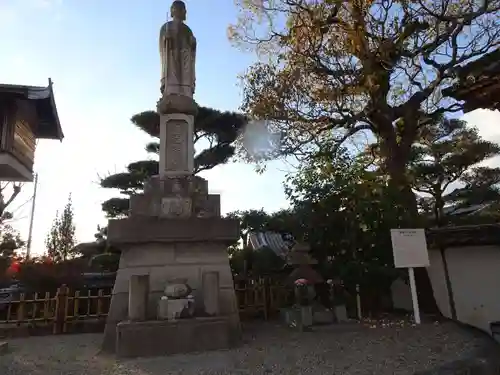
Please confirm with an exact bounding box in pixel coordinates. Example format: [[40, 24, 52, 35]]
[[241, 120, 281, 160]]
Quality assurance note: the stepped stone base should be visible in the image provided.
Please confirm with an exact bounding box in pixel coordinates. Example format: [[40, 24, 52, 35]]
[[102, 169, 241, 356], [101, 217, 241, 353], [107, 217, 238, 244], [115, 317, 235, 358]]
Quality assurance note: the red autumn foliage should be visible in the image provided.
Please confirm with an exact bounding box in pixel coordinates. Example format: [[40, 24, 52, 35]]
[[13, 257, 87, 292], [5, 260, 20, 278]]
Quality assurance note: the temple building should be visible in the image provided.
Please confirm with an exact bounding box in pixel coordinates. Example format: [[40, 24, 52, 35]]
[[444, 48, 500, 113], [0, 79, 63, 181]]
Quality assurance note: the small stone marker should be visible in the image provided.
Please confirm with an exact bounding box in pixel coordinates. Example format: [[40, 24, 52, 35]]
[[202, 271, 220, 316], [334, 305, 348, 322], [128, 275, 149, 321]]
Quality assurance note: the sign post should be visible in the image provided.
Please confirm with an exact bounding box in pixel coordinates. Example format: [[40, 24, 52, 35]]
[[390, 229, 430, 325], [407, 267, 420, 324]]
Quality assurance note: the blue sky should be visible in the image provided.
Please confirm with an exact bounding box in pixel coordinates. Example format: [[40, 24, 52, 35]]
[[0, 0, 291, 255], [1, 0, 499, 256]]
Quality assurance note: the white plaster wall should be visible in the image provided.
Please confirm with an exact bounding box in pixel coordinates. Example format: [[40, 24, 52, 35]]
[[427, 249, 452, 318], [433, 245, 500, 332], [391, 250, 451, 317], [393, 245, 500, 333]]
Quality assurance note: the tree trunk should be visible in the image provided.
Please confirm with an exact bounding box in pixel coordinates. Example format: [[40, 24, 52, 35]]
[[381, 140, 441, 316], [434, 193, 445, 227]]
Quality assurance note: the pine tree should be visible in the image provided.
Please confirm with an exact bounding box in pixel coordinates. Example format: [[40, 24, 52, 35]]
[[100, 107, 247, 218], [45, 195, 77, 262], [408, 117, 500, 226]]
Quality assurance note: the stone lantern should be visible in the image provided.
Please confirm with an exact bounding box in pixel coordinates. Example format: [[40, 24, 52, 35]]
[[284, 242, 337, 326], [286, 242, 323, 285]]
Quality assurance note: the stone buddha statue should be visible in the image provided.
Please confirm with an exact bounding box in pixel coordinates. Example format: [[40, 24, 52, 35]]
[[159, 0, 196, 98]]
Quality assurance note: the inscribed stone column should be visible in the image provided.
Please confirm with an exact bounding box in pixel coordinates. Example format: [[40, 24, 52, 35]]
[[159, 113, 195, 177]]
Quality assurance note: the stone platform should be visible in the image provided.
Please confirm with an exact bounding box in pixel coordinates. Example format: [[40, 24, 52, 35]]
[[101, 216, 241, 353], [116, 317, 234, 358]]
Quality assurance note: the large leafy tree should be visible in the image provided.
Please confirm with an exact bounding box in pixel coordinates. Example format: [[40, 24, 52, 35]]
[[230, 0, 500, 222], [101, 107, 247, 217], [230, 1, 499, 314], [408, 117, 500, 225]]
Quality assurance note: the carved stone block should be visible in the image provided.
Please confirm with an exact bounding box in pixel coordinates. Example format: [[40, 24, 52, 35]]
[[160, 197, 192, 218], [159, 114, 195, 178], [192, 194, 221, 218], [165, 120, 189, 173], [144, 175, 209, 197], [157, 94, 198, 115]]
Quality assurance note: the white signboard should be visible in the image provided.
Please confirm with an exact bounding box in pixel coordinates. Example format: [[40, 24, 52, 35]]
[[390, 228, 430, 268]]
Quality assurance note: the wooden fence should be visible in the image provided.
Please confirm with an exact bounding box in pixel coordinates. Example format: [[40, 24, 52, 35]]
[[234, 277, 292, 320], [0, 285, 111, 336], [0, 277, 290, 336]]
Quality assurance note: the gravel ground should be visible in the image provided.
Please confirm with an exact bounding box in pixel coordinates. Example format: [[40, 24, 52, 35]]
[[0, 320, 497, 375]]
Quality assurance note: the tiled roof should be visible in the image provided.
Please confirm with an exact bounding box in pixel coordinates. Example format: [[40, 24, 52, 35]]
[[249, 226, 500, 254], [426, 224, 500, 248], [443, 48, 500, 112], [0, 79, 64, 140], [455, 48, 500, 79], [248, 231, 292, 258]]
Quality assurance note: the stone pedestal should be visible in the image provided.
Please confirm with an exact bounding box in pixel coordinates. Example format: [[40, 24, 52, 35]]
[[115, 317, 233, 358], [157, 297, 193, 320], [313, 307, 334, 324], [102, 174, 241, 353], [281, 306, 313, 330]]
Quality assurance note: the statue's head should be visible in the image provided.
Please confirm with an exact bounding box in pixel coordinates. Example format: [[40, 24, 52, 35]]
[[171, 0, 186, 21]]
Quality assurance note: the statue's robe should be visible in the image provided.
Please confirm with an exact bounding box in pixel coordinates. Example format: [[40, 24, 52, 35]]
[[159, 20, 196, 97]]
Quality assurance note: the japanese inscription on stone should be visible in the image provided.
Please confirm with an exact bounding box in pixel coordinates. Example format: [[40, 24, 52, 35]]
[[166, 120, 188, 172], [161, 197, 192, 218]]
